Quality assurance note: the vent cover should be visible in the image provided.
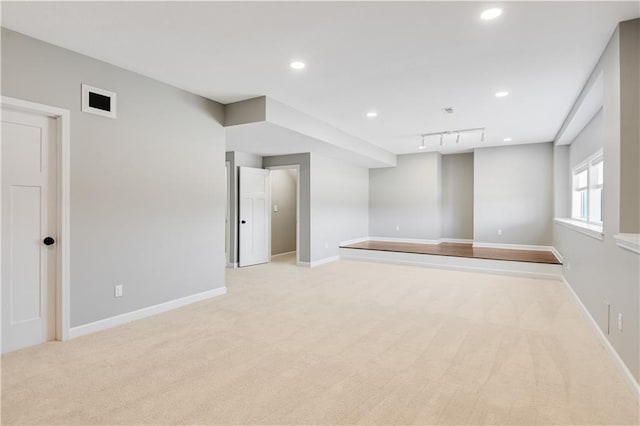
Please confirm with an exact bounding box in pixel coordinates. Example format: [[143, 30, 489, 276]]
[[82, 84, 116, 119]]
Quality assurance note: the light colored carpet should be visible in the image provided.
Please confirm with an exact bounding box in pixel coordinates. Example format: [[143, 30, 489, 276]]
[[2, 254, 638, 425]]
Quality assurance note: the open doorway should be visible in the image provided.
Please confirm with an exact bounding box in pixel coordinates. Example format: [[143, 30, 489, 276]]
[[267, 166, 299, 265]]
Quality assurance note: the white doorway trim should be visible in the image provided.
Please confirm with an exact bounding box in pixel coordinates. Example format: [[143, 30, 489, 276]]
[[265, 165, 300, 265], [1, 96, 71, 344], [224, 160, 232, 267]]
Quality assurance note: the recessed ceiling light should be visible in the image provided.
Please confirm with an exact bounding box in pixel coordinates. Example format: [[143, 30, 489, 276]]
[[495, 91, 509, 98], [481, 8, 502, 20], [504, 137, 513, 142], [289, 61, 306, 70], [366, 111, 378, 118], [418, 145, 426, 150]]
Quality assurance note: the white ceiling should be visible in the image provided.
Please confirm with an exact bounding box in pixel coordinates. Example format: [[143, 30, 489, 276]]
[[227, 122, 384, 168], [2, 1, 638, 155]]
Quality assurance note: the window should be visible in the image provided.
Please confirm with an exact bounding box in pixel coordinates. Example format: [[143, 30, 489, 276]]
[[572, 150, 603, 226]]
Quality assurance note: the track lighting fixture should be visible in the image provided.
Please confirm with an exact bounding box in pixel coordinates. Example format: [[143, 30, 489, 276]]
[[418, 127, 486, 149], [419, 135, 426, 150]]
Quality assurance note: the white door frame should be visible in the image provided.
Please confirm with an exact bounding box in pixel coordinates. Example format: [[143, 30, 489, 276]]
[[224, 160, 231, 267], [1, 96, 71, 345], [265, 165, 300, 265]]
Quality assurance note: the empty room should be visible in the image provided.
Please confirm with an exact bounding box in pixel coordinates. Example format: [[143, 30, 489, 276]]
[[1, 2, 639, 425]]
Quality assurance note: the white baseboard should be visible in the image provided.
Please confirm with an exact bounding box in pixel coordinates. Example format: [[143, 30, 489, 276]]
[[310, 255, 339, 267], [339, 236, 371, 246], [340, 248, 562, 281], [226, 262, 237, 268], [297, 256, 340, 268], [368, 236, 441, 245], [551, 247, 563, 263], [69, 287, 227, 339], [561, 277, 639, 399], [440, 238, 474, 244], [472, 242, 554, 251], [271, 251, 296, 258]]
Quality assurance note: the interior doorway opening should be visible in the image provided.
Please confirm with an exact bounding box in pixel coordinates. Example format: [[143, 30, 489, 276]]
[[267, 166, 299, 266]]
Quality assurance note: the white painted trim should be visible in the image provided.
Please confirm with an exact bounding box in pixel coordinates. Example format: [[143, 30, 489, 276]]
[[339, 236, 371, 246], [296, 261, 310, 267], [368, 236, 441, 245], [554, 218, 604, 240], [226, 262, 238, 269], [266, 165, 300, 265], [271, 251, 296, 258], [340, 248, 562, 281], [310, 255, 339, 267], [439, 238, 474, 244], [551, 247, 563, 263], [69, 287, 227, 339], [225, 161, 231, 266], [561, 277, 640, 399], [613, 234, 640, 254], [1, 96, 72, 343], [472, 242, 554, 251]]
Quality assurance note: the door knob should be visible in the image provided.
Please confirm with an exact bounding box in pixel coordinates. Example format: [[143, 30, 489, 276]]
[[43, 237, 55, 246], [241, 220, 246, 224]]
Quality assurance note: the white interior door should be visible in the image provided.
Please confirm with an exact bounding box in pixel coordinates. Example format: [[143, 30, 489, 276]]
[[239, 167, 270, 267], [2, 108, 57, 353]]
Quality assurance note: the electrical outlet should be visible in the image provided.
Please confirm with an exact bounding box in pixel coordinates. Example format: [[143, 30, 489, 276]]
[[273, 204, 278, 212], [395, 225, 400, 231], [325, 241, 329, 249], [566, 262, 571, 271], [114, 284, 123, 298], [618, 313, 623, 331], [497, 229, 503, 236]]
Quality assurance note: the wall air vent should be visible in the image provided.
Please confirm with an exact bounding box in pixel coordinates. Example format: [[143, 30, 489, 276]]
[[82, 84, 116, 119]]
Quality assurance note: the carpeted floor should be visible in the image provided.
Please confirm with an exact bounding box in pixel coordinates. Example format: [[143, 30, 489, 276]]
[[2, 254, 638, 425]]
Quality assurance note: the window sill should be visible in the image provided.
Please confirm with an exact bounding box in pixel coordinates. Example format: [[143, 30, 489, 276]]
[[554, 218, 604, 240], [613, 234, 640, 254]]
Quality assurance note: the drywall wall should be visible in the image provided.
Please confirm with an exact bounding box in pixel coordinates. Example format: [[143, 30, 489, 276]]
[[570, 110, 604, 168], [1, 29, 226, 327], [270, 168, 297, 255], [553, 20, 640, 384], [226, 151, 263, 266], [553, 145, 571, 218], [474, 143, 553, 246], [369, 153, 442, 240], [619, 19, 640, 233], [441, 153, 474, 240], [311, 154, 369, 262], [262, 153, 311, 263]]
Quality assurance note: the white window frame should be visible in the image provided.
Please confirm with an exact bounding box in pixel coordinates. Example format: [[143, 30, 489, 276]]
[[572, 149, 603, 227]]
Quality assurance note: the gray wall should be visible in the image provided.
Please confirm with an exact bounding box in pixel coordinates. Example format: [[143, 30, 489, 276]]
[[441, 153, 474, 240], [553, 145, 571, 218], [2, 29, 226, 327], [369, 153, 442, 240], [570, 110, 604, 168], [263, 153, 311, 263], [311, 154, 369, 261], [270, 169, 297, 255], [226, 151, 262, 265], [553, 20, 640, 383], [619, 19, 640, 233], [474, 143, 553, 246]]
